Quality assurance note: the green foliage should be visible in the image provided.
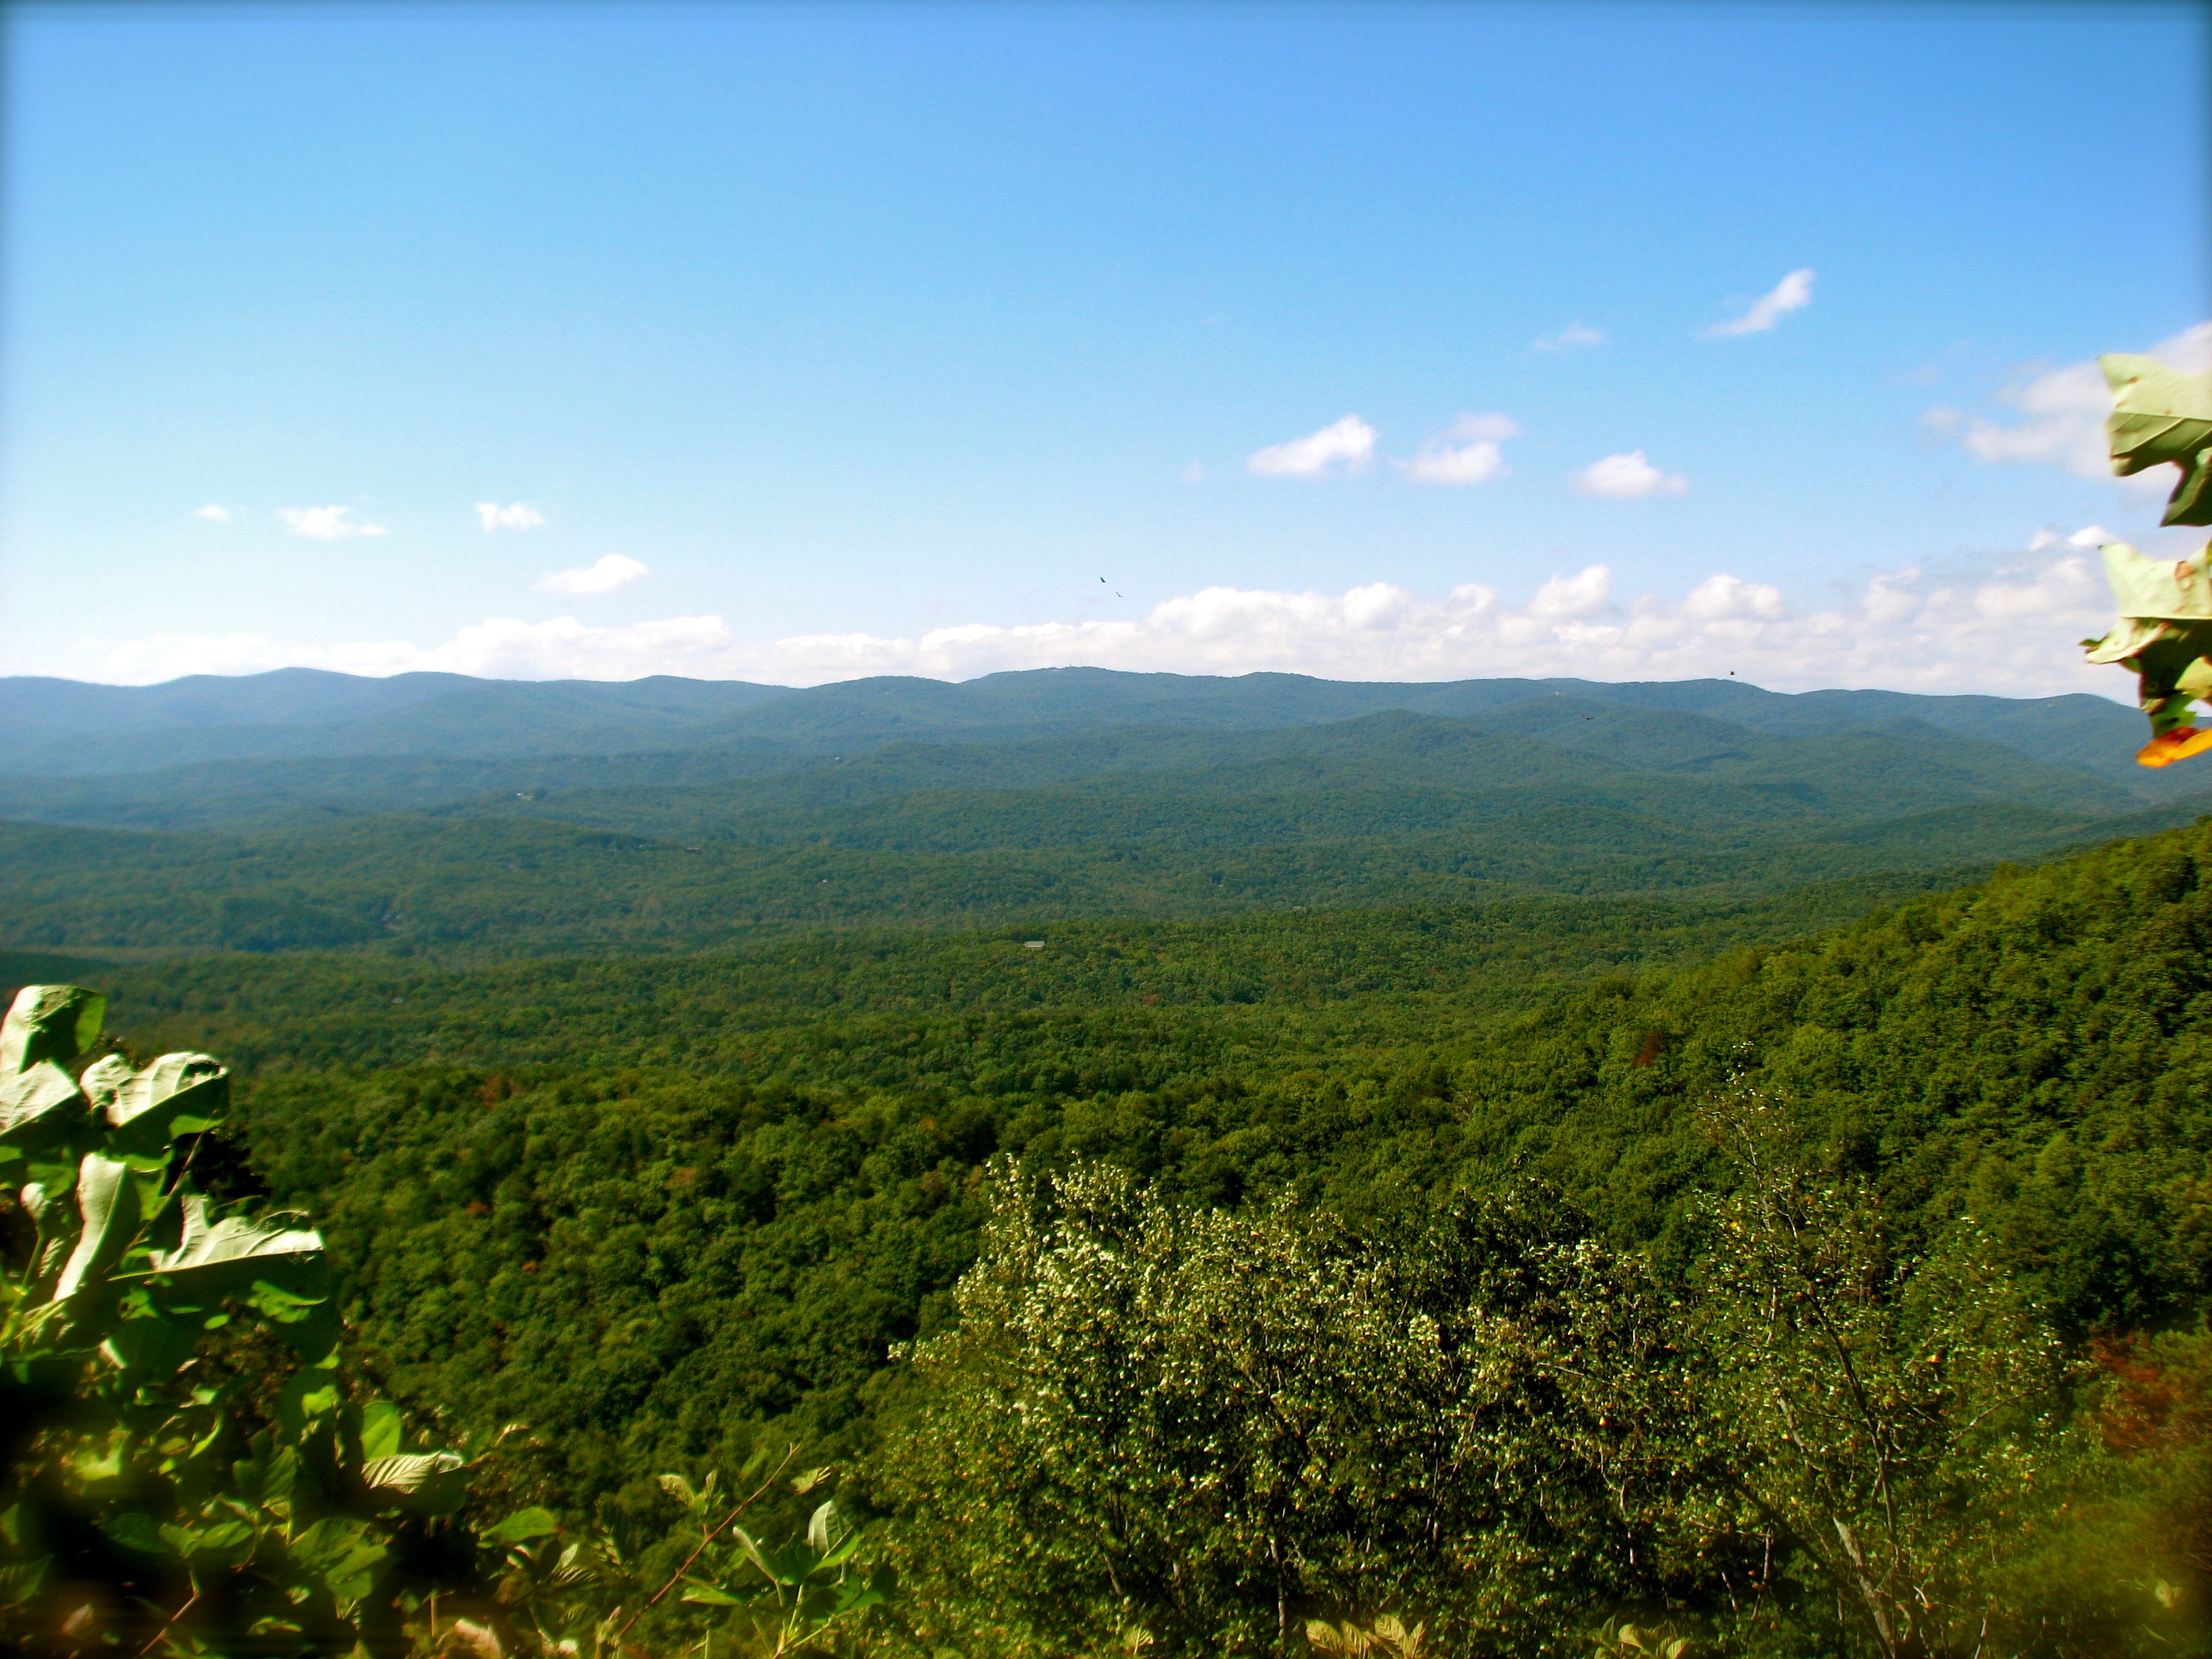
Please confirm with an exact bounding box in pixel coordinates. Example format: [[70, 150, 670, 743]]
[[18, 817, 2211, 1578], [0, 985, 533, 1658], [881, 1132, 2187, 1656], [676, 1481, 893, 1658], [1587, 1622, 1690, 1659], [474, 1452, 895, 1659], [882, 1164, 1717, 1656], [1689, 1095, 2100, 1656], [20, 802, 2212, 1652], [42, 870, 1999, 1078]]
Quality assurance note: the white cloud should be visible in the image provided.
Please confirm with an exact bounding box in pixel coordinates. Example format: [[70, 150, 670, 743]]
[[1247, 415, 1377, 478], [533, 553, 649, 596], [1527, 566, 1612, 617], [279, 506, 387, 541], [2028, 523, 2116, 552], [476, 501, 546, 532], [1532, 321, 1605, 352], [190, 504, 230, 523], [2151, 321, 2212, 373], [1681, 573, 1787, 621], [1706, 268, 1815, 337], [1572, 450, 1688, 499], [1945, 322, 2211, 486], [89, 541, 2134, 702], [1403, 413, 1518, 485]]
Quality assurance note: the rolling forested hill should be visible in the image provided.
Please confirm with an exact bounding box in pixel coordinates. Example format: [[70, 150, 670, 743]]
[[0, 664, 2182, 790], [11, 665, 2212, 1654], [1, 668, 2203, 957], [12, 809, 2211, 1557]]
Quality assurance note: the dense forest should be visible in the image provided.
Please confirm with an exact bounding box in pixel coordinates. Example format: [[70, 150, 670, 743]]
[[5, 672, 2209, 958], [9, 669, 2212, 1657]]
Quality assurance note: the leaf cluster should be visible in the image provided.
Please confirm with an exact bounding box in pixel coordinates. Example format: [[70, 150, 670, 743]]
[[0, 985, 535, 1658]]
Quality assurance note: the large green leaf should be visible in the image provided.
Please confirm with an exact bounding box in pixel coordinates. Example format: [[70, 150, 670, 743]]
[[2088, 540, 2212, 621], [1, 984, 105, 1073], [733, 1522, 816, 1587], [140, 1192, 324, 1285], [53, 1153, 142, 1304], [681, 1580, 747, 1607], [359, 1399, 404, 1462], [83, 1050, 229, 1158], [161, 1518, 256, 1572], [806, 1498, 861, 1570], [2083, 543, 2212, 739], [276, 1360, 344, 1439], [100, 1192, 333, 1356], [361, 1451, 470, 1515], [0, 1059, 89, 1153], [233, 1435, 300, 1507], [96, 1512, 165, 1557], [2102, 353, 2212, 527]]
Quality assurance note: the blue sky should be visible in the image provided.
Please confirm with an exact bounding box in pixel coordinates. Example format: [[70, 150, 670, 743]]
[[2, 2, 2205, 692]]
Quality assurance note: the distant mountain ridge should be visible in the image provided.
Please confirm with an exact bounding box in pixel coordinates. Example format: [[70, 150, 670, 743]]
[[0, 664, 2174, 793]]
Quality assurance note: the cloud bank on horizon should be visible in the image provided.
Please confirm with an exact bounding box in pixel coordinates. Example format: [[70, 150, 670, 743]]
[[73, 316, 2212, 703], [533, 553, 650, 595], [94, 541, 2131, 703]]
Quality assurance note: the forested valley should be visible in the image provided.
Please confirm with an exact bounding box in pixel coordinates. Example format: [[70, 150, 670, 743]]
[[8, 668, 2212, 1658]]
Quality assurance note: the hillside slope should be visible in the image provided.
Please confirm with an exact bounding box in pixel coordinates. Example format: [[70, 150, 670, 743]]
[[5, 709, 2197, 956], [24, 819, 2211, 1513]]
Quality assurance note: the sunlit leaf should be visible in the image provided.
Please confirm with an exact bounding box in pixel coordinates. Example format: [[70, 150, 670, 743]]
[[54, 1153, 140, 1303], [0, 1059, 87, 1153], [117, 1193, 333, 1356], [363, 1451, 470, 1514], [680, 1580, 745, 1607], [83, 1050, 228, 1158], [1, 984, 105, 1073], [2103, 353, 2212, 527], [2085, 541, 2212, 741], [657, 1472, 701, 1509]]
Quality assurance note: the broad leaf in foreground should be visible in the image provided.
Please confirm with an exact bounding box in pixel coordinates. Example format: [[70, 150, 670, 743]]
[[2102, 352, 2212, 527], [2083, 540, 2212, 758]]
